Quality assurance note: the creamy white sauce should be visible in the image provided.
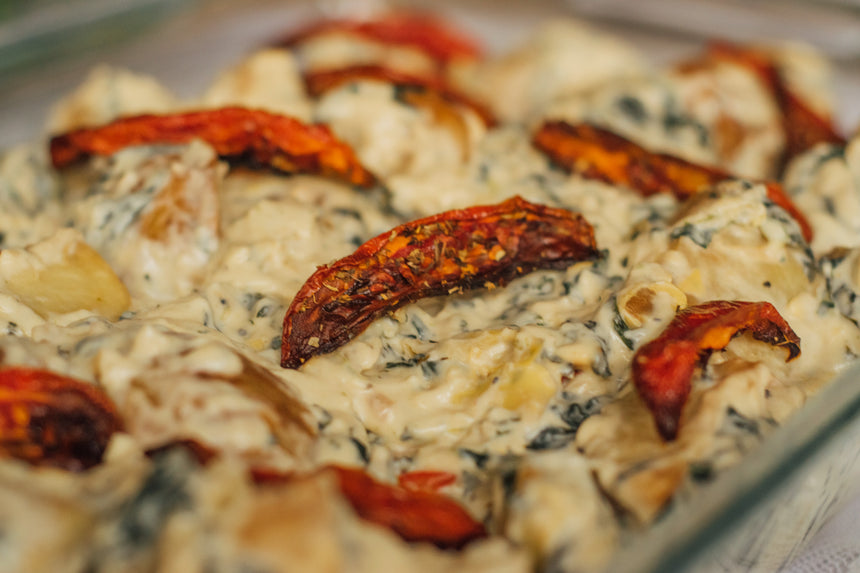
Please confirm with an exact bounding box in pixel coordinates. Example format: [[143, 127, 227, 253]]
[[0, 15, 857, 573]]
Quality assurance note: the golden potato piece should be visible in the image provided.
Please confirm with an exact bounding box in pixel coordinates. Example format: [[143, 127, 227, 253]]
[[617, 281, 687, 329], [0, 229, 131, 319]]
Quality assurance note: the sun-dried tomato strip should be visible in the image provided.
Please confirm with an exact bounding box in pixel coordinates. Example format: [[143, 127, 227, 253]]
[[49, 107, 376, 188], [274, 11, 483, 66], [281, 195, 599, 368], [776, 88, 846, 164], [703, 42, 846, 166], [533, 121, 813, 242], [632, 301, 800, 441], [149, 443, 483, 549], [760, 182, 813, 241], [304, 64, 496, 126], [0, 367, 123, 471], [397, 469, 458, 493], [332, 466, 485, 549]]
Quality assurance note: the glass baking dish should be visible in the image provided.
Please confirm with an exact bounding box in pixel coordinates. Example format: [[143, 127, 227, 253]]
[[0, 0, 195, 79], [1, 1, 858, 571], [612, 359, 860, 572]]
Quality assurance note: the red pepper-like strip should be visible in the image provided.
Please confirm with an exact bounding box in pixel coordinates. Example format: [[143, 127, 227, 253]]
[[332, 466, 486, 549], [304, 64, 496, 126], [274, 11, 483, 66], [0, 367, 123, 471], [632, 301, 801, 441], [703, 42, 846, 166], [533, 121, 814, 242], [165, 450, 484, 549], [49, 107, 376, 188], [398, 469, 458, 493], [281, 195, 599, 368]]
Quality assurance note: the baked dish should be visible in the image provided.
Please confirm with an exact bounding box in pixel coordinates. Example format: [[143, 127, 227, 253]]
[[0, 8, 858, 573]]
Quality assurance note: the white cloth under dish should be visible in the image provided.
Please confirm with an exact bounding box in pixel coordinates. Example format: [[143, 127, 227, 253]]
[[785, 494, 860, 573]]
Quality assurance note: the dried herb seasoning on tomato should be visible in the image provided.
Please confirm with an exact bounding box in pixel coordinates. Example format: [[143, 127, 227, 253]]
[[0, 367, 123, 471], [281, 195, 599, 368], [273, 11, 483, 66], [532, 121, 814, 241], [632, 301, 801, 441], [49, 107, 376, 187]]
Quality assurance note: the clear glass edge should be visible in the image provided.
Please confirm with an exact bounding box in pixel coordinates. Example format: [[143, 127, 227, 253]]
[[0, 0, 195, 80], [610, 358, 860, 572]]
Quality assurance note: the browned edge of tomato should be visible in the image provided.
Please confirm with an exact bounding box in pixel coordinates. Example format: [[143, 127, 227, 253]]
[[332, 465, 486, 549], [49, 107, 376, 188], [272, 11, 483, 67], [0, 366, 123, 471], [280, 195, 599, 368], [532, 120, 814, 242], [146, 441, 484, 549], [631, 301, 800, 441], [697, 42, 846, 169]]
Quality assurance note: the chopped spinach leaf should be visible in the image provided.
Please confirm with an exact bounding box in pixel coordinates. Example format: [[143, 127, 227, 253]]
[[670, 222, 713, 249], [561, 398, 602, 432], [688, 461, 715, 483], [117, 449, 193, 548], [459, 448, 489, 469], [613, 311, 635, 350], [724, 407, 760, 436], [616, 96, 647, 123], [526, 426, 576, 450], [350, 437, 370, 464]]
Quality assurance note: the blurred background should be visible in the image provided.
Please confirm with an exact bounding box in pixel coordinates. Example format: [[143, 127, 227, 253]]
[[1, 0, 860, 148]]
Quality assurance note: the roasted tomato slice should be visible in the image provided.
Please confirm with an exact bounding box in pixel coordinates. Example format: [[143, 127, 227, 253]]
[[252, 464, 482, 548], [150, 440, 484, 549], [397, 469, 458, 493], [632, 301, 800, 441], [0, 367, 123, 471], [532, 121, 813, 242], [281, 195, 599, 368], [49, 107, 376, 188], [304, 64, 496, 126], [332, 466, 485, 549], [704, 41, 846, 167], [274, 11, 483, 66]]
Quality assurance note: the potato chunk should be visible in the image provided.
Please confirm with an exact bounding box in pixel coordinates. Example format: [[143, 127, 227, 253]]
[[0, 229, 131, 319]]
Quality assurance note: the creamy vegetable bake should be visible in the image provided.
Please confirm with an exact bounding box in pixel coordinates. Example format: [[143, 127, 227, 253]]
[[1, 10, 858, 573]]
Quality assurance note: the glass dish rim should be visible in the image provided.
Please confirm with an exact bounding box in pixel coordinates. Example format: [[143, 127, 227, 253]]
[[609, 358, 860, 572]]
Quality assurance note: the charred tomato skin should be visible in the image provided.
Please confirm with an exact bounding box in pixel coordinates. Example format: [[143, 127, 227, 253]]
[[0, 367, 123, 471], [281, 196, 599, 368], [532, 121, 813, 242], [49, 107, 376, 188], [632, 301, 800, 441]]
